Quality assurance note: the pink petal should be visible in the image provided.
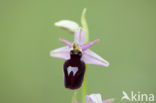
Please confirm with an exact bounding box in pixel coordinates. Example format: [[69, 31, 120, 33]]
[[81, 39, 99, 51], [86, 96, 96, 103], [54, 20, 80, 32], [82, 49, 109, 67], [74, 28, 85, 44], [86, 93, 103, 103], [59, 38, 72, 47], [103, 98, 114, 103], [50, 46, 70, 60]]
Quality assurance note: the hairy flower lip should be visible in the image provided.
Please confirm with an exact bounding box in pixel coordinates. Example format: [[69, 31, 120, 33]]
[[50, 28, 109, 67]]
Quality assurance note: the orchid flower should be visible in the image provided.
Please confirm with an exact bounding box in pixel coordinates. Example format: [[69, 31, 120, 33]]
[[51, 8, 111, 103], [50, 28, 109, 67], [50, 28, 109, 90], [74, 93, 114, 103]]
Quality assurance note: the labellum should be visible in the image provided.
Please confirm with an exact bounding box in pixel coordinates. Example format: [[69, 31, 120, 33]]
[[63, 44, 86, 89]]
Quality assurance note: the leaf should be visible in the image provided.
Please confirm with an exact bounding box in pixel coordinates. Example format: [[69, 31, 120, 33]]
[[81, 8, 89, 43]]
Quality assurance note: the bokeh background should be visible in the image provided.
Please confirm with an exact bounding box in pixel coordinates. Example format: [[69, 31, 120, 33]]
[[0, 0, 156, 103]]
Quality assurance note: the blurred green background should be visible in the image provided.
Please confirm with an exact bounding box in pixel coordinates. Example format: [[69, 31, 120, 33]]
[[0, 0, 156, 103]]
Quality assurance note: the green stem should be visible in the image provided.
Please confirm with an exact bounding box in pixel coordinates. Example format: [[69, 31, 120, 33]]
[[72, 91, 77, 103], [71, 8, 89, 103], [81, 8, 89, 103], [82, 64, 88, 103]]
